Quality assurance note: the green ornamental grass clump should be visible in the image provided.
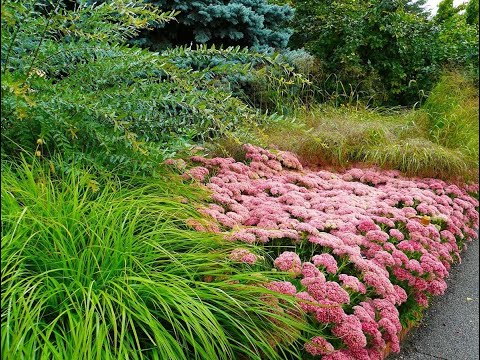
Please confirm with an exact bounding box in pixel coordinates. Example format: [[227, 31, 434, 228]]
[[1, 159, 314, 360], [215, 70, 479, 182]]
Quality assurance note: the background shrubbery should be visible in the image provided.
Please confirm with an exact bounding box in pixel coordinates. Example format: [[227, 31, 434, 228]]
[[1, 0, 478, 179], [289, 0, 479, 106]]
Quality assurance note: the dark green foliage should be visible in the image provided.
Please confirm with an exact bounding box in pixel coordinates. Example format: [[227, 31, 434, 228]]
[[289, 0, 479, 106], [465, 0, 479, 26], [137, 0, 294, 52], [405, 0, 429, 15], [290, 0, 439, 105], [434, 1, 479, 82], [435, 0, 458, 23]]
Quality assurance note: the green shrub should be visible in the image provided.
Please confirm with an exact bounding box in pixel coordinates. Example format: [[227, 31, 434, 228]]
[[434, 12, 479, 83], [289, 0, 479, 106], [289, 0, 439, 106], [1, 1, 181, 173], [465, 0, 479, 26], [1, 159, 311, 359], [1, 0, 308, 175]]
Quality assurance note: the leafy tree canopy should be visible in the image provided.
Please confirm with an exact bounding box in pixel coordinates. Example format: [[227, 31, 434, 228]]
[[465, 0, 479, 26], [435, 0, 459, 23], [289, 0, 478, 105], [289, 0, 439, 105]]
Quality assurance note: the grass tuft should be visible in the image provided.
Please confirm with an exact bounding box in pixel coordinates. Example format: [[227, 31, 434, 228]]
[[1, 159, 312, 360], [214, 71, 479, 182]]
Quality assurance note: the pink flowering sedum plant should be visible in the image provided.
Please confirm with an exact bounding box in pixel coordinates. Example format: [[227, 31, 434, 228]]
[[181, 144, 479, 358]]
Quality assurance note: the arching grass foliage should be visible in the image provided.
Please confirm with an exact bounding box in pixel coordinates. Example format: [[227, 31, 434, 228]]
[[1, 159, 312, 360]]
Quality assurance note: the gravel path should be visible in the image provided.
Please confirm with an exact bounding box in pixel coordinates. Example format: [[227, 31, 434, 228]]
[[390, 238, 479, 360]]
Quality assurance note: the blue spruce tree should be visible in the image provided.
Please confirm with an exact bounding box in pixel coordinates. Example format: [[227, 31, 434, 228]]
[[146, 0, 294, 51]]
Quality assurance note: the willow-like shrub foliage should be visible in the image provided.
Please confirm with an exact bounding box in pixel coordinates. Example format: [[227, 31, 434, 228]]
[[1, 0, 308, 175]]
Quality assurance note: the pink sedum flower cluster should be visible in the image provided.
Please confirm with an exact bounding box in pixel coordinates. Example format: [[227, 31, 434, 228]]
[[274, 251, 302, 275], [229, 248, 258, 264], [312, 253, 338, 274], [181, 144, 479, 358], [304, 336, 335, 356]]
